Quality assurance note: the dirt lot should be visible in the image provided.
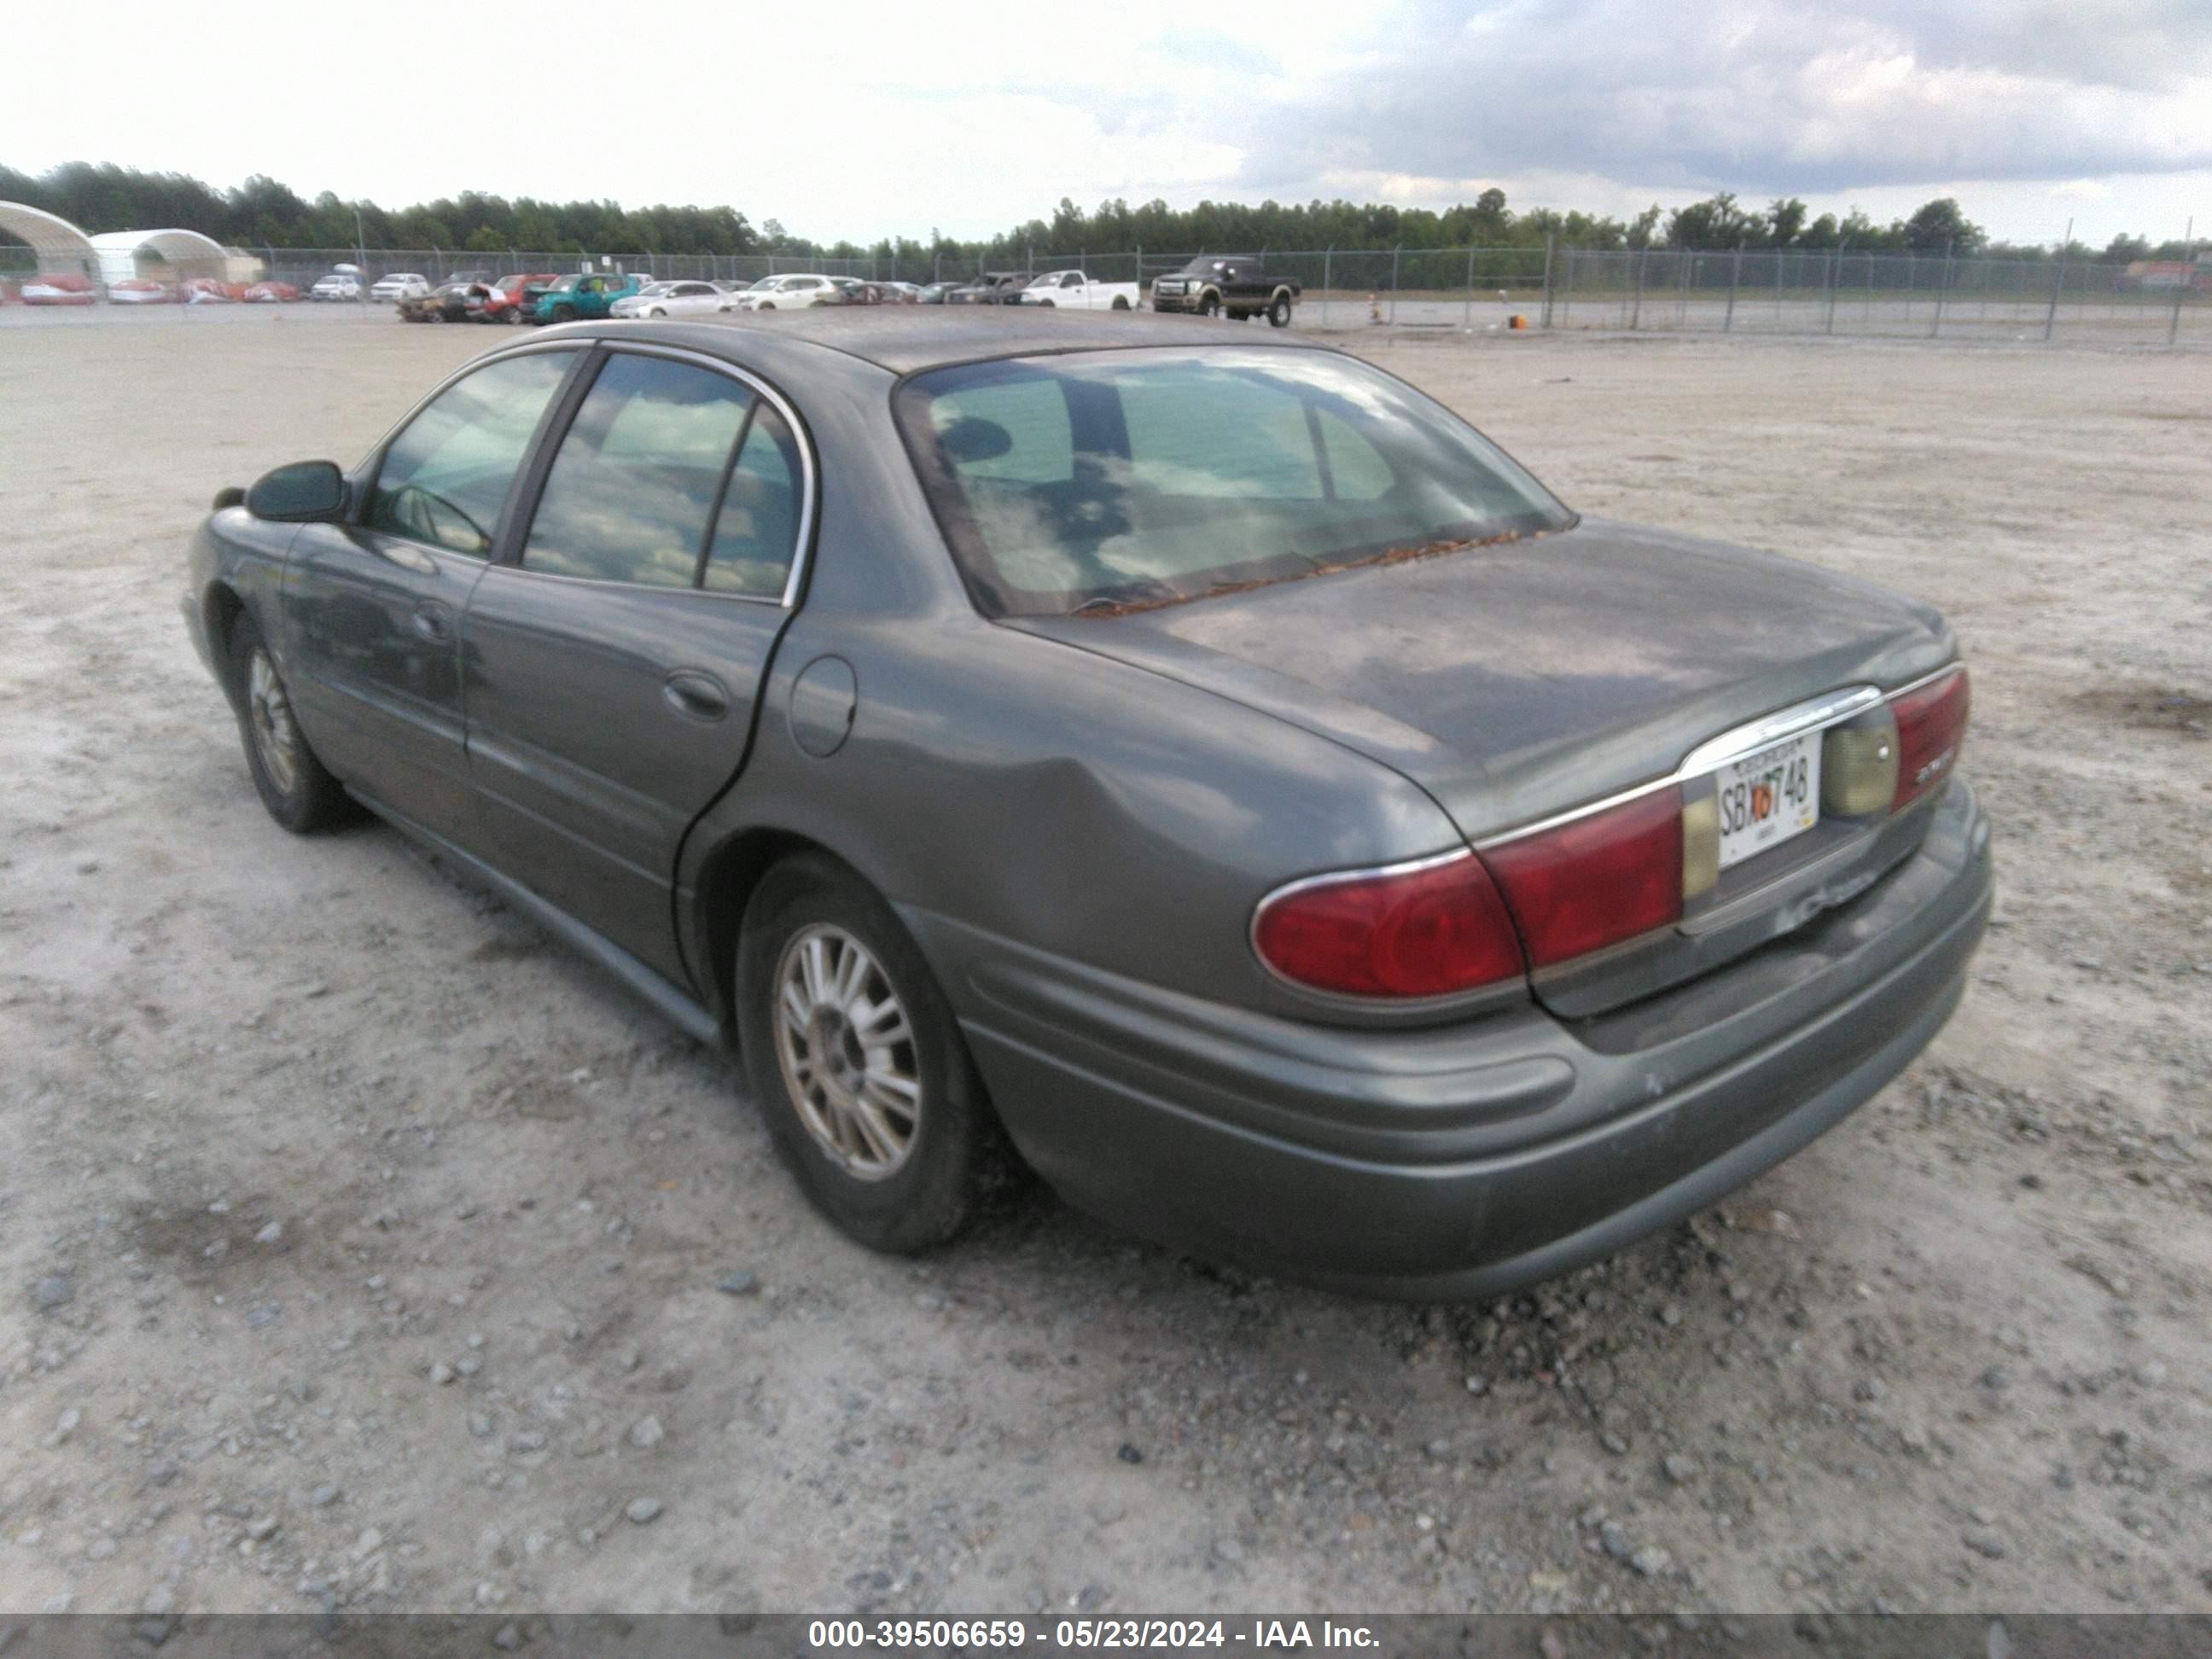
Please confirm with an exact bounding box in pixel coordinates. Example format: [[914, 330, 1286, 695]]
[[3, 313, 2209, 1622]]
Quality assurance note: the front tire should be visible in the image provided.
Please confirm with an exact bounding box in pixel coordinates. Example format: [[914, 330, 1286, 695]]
[[228, 610, 352, 834], [736, 854, 999, 1254], [550, 302, 577, 323], [1197, 292, 1220, 317]]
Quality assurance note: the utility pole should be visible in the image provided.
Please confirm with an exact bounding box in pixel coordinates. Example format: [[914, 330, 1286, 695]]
[[2044, 217, 2072, 341], [2170, 216, 2195, 348]]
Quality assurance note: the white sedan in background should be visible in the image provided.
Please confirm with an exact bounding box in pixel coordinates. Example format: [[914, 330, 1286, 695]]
[[370, 272, 431, 302], [610, 280, 728, 319], [721, 273, 837, 311]]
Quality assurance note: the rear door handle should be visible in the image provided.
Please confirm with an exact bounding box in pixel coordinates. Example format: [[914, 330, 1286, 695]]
[[411, 601, 451, 642], [662, 669, 730, 722]]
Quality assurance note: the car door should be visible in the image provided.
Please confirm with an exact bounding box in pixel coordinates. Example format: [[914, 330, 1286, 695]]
[[284, 345, 585, 845], [459, 343, 812, 979]]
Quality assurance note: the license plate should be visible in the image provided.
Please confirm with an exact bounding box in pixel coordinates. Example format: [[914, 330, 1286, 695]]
[[1714, 732, 1821, 871]]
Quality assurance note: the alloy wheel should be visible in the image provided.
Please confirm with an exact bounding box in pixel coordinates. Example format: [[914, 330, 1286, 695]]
[[247, 649, 300, 796], [772, 924, 921, 1180]]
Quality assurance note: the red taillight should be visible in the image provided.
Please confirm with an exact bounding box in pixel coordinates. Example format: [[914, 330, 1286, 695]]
[[1480, 787, 1685, 969], [1890, 667, 1970, 810], [1253, 853, 1526, 999]]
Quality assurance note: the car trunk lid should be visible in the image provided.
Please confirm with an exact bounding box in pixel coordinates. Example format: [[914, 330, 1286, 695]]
[[1009, 517, 1956, 1014]]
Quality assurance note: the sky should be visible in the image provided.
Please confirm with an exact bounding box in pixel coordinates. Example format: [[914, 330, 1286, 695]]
[[8, 0, 2209, 247]]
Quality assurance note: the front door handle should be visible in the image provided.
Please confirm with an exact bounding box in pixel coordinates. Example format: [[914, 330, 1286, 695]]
[[411, 601, 451, 642], [662, 669, 730, 723]]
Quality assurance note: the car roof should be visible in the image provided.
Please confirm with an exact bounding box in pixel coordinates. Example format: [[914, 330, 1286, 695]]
[[542, 308, 1327, 376]]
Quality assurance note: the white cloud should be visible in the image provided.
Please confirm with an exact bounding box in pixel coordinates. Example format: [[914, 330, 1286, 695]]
[[3, 0, 2206, 246]]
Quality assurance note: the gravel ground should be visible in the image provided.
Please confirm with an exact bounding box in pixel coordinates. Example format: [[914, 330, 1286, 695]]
[[2, 314, 2209, 1621]]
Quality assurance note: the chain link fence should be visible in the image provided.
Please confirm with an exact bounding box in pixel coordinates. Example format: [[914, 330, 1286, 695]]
[[5, 239, 2203, 344]]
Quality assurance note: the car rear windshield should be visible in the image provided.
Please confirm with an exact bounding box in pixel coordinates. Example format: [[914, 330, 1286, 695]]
[[895, 346, 1573, 617]]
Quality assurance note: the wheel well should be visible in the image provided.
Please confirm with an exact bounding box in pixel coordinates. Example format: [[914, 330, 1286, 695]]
[[204, 582, 247, 705], [693, 827, 841, 1027]]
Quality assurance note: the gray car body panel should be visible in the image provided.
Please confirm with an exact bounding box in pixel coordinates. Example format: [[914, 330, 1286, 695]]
[[182, 311, 1992, 1295]]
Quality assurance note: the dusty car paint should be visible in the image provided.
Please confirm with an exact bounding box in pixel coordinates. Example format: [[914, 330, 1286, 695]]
[[183, 311, 1990, 1295]]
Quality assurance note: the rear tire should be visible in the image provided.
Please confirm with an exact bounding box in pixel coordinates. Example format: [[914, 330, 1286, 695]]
[[1111, 296, 1130, 311], [736, 854, 1001, 1254], [228, 610, 352, 835], [1267, 293, 1293, 328]]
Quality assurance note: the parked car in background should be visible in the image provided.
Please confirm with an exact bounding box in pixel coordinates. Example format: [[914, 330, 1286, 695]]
[[916, 282, 954, 305], [243, 281, 303, 303], [527, 272, 643, 324], [611, 279, 727, 319], [1017, 269, 1140, 311], [820, 278, 917, 307], [310, 269, 363, 302], [874, 281, 925, 303], [370, 272, 432, 303], [182, 311, 1987, 1295], [725, 273, 837, 311], [400, 281, 499, 323], [183, 278, 249, 304], [108, 279, 175, 305], [494, 274, 562, 323], [1150, 254, 1301, 325], [20, 273, 96, 306], [946, 271, 1030, 306]]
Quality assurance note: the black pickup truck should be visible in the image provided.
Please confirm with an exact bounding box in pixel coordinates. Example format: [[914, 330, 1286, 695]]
[[1149, 254, 1301, 325]]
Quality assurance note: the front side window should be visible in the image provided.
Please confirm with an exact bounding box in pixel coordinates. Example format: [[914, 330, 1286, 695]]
[[522, 353, 757, 588], [897, 347, 1571, 617], [364, 350, 575, 556]]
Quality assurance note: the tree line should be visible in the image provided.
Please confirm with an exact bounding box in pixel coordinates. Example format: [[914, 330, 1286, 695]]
[[1, 161, 2197, 267]]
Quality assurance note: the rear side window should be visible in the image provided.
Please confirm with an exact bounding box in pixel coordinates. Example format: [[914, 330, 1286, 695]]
[[703, 404, 804, 597], [365, 350, 574, 557], [522, 354, 754, 587]]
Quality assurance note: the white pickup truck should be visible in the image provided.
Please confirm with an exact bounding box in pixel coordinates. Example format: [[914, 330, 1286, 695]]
[[1016, 269, 1141, 311]]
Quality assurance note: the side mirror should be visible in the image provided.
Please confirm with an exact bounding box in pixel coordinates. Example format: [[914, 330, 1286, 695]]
[[247, 460, 346, 523]]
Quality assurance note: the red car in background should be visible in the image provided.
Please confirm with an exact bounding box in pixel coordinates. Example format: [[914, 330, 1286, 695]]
[[108, 279, 177, 305], [487, 273, 561, 323], [244, 281, 303, 303]]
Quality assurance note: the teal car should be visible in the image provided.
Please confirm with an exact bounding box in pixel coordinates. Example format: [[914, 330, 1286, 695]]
[[527, 272, 643, 324]]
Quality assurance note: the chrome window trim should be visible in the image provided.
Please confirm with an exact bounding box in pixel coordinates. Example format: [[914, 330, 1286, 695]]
[[509, 338, 818, 609], [1472, 667, 1959, 852]]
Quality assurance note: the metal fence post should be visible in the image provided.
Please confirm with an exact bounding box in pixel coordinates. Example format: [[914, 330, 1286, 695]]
[[1725, 246, 1741, 332], [1322, 247, 1331, 329], [1464, 244, 1476, 329], [1824, 247, 1838, 335], [1630, 247, 1646, 330], [1930, 241, 1952, 338], [2044, 218, 2071, 341], [1560, 247, 1573, 329], [1389, 246, 1400, 324], [1540, 235, 1555, 329], [2168, 217, 2192, 347]]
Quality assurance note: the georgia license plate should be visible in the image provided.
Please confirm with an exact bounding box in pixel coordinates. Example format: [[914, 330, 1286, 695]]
[[1714, 731, 1821, 871]]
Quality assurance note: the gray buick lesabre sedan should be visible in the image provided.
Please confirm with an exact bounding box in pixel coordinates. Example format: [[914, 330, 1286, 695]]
[[182, 311, 1988, 1297]]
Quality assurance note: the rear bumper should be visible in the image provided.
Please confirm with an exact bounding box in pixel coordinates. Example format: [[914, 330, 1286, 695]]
[[911, 780, 1991, 1299]]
